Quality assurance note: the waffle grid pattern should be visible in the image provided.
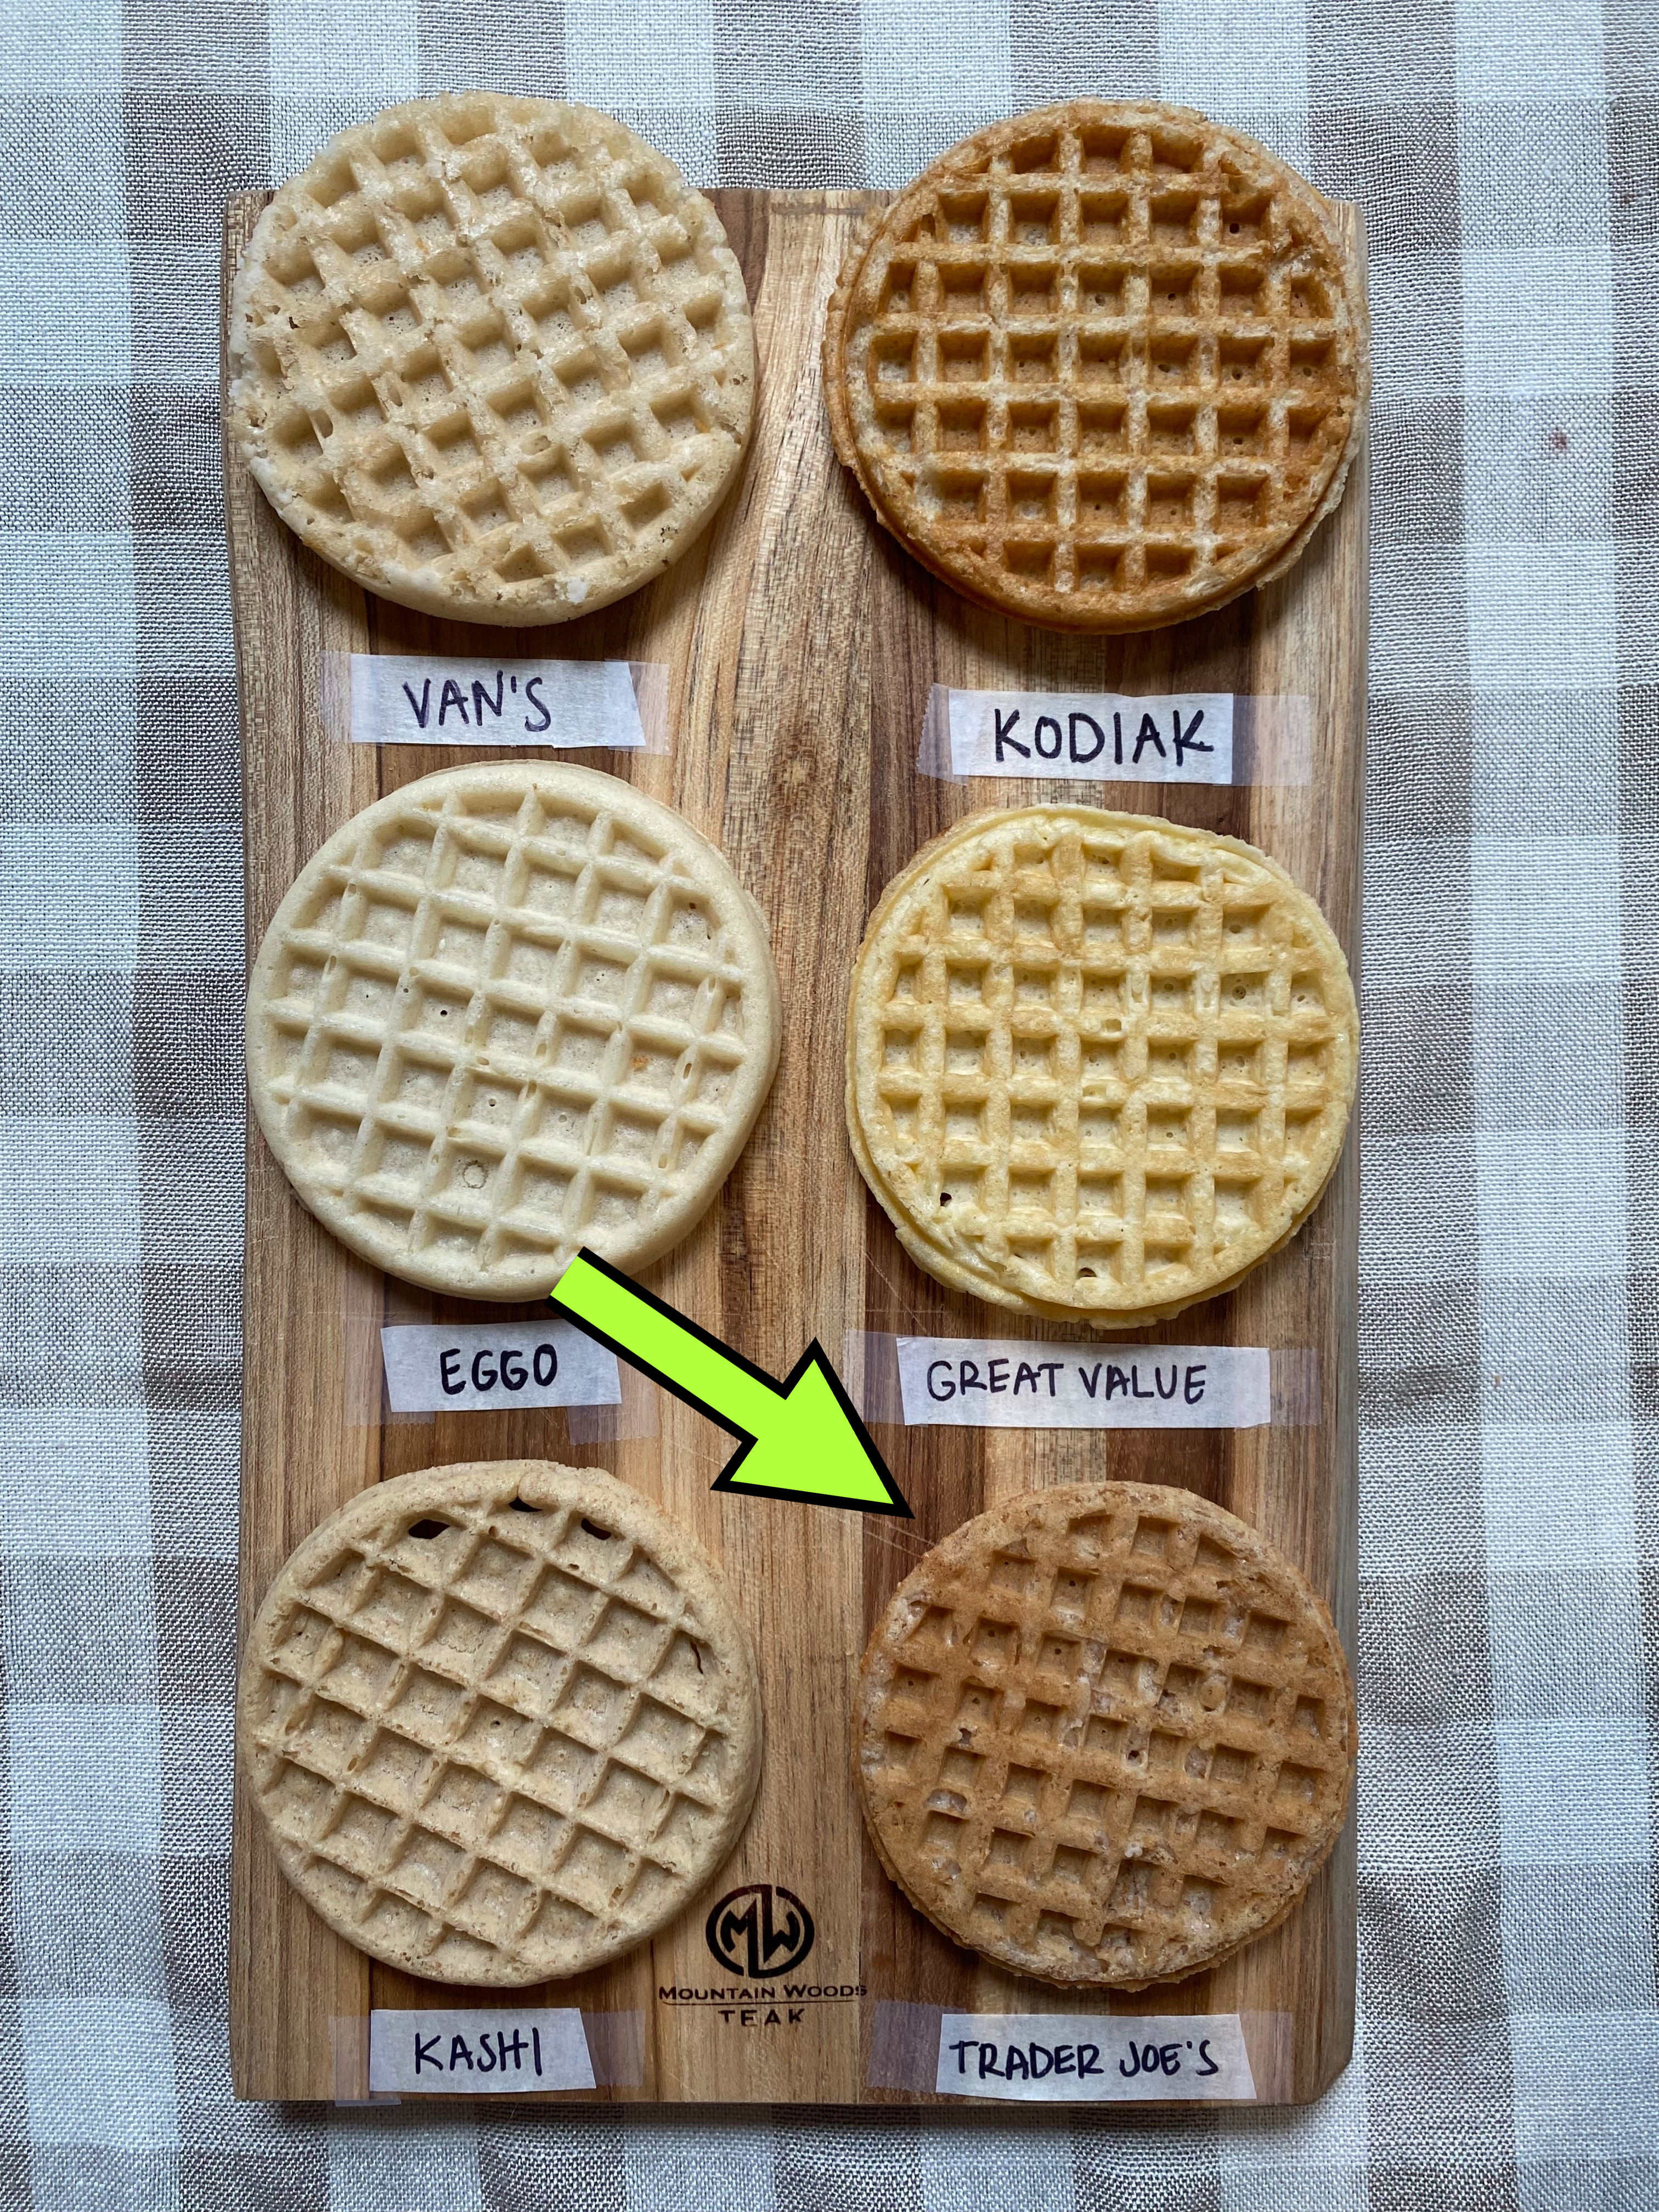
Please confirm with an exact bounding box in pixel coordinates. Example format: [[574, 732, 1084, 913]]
[[857, 1486, 1355, 1988], [241, 1465, 759, 1985], [850, 810, 1357, 1319], [13, 1, 1649, 2188], [831, 103, 1364, 629], [229, 94, 753, 622], [248, 765, 777, 1298]]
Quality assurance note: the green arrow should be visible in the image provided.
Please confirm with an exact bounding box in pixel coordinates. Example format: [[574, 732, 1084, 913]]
[[550, 1248, 910, 1516]]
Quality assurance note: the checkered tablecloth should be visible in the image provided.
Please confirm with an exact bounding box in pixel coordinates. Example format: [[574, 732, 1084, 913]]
[[3, 0, 1656, 2204]]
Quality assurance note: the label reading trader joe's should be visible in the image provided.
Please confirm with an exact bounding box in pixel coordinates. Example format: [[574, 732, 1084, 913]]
[[368, 2008, 595, 2094], [935, 2012, 1256, 2103]]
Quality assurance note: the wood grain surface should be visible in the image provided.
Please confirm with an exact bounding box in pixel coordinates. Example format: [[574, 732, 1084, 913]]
[[223, 186, 1366, 2108]]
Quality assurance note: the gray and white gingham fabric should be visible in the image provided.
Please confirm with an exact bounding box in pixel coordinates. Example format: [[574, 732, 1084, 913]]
[[2, 1, 1656, 2204]]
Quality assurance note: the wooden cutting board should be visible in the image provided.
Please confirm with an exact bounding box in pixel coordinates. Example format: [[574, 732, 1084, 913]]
[[222, 186, 1365, 2108]]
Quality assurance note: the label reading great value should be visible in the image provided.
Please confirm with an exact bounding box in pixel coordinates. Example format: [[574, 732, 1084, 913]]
[[936, 2012, 1256, 2103], [937, 687, 1233, 785], [348, 654, 659, 748], [380, 1321, 622, 1415], [368, 2007, 594, 2094], [896, 1338, 1271, 1430]]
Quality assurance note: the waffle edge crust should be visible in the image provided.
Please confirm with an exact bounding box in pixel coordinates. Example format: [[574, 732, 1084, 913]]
[[824, 100, 1368, 633], [238, 1461, 762, 1985], [854, 1483, 1356, 1990], [246, 760, 781, 1301], [846, 805, 1358, 1328], [228, 93, 755, 624]]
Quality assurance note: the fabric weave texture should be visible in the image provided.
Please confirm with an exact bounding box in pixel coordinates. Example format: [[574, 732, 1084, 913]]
[[1, 1, 1656, 2206]]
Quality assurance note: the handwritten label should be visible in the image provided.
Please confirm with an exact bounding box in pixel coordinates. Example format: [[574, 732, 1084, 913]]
[[895, 1338, 1270, 1430], [347, 654, 660, 748], [368, 2008, 594, 2094], [935, 2012, 1255, 2103], [380, 1321, 621, 1414], [934, 687, 1232, 785]]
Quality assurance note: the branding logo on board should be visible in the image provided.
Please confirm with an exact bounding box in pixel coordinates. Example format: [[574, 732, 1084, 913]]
[[704, 1884, 816, 1978]]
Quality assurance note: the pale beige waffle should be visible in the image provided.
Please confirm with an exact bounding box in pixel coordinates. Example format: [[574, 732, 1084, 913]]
[[847, 806, 1357, 1327], [246, 761, 780, 1300], [824, 101, 1367, 633], [228, 94, 754, 624], [855, 1482, 1355, 1989], [239, 1460, 761, 1985]]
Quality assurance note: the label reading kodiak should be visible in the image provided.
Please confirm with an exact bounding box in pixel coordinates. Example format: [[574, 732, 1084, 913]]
[[940, 688, 1233, 784]]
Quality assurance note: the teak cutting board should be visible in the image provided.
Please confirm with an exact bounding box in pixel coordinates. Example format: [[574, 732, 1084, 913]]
[[223, 187, 1365, 2107]]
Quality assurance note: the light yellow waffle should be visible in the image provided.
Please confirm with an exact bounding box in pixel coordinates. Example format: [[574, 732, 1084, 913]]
[[239, 1459, 761, 1985], [855, 1481, 1355, 1989], [824, 101, 1367, 633], [228, 93, 755, 624], [845, 1066, 1342, 1329], [246, 761, 780, 1300], [847, 806, 1357, 1327]]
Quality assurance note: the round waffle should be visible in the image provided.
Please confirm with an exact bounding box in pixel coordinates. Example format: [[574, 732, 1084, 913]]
[[239, 1460, 762, 1985], [854, 1482, 1355, 1989], [846, 806, 1357, 1328], [247, 761, 780, 1300], [228, 93, 755, 624], [824, 100, 1368, 632]]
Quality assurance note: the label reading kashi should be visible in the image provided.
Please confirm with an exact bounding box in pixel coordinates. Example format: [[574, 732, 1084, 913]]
[[380, 1322, 621, 1415], [935, 2012, 1256, 2103], [347, 654, 659, 748], [368, 2008, 594, 2094], [939, 687, 1233, 785], [895, 1339, 1271, 1430]]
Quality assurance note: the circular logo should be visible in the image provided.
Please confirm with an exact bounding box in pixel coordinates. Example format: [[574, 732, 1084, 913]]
[[704, 1884, 816, 1978]]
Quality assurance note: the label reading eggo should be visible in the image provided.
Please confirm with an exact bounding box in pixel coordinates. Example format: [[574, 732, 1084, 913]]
[[379, 1322, 621, 1414]]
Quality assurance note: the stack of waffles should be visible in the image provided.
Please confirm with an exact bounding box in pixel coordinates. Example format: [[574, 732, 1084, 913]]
[[854, 1482, 1356, 1988], [228, 93, 755, 624], [847, 805, 1358, 1329], [239, 1461, 762, 1984], [825, 99, 1367, 633]]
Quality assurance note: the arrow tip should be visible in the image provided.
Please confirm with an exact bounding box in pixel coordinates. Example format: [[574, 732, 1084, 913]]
[[712, 1341, 912, 1517]]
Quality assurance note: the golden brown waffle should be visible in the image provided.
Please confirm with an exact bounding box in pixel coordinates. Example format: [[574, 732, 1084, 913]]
[[855, 1482, 1354, 1989], [239, 1460, 761, 1985], [824, 101, 1367, 632], [246, 761, 780, 1299], [846, 806, 1357, 1328], [228, 94, 754, 624]]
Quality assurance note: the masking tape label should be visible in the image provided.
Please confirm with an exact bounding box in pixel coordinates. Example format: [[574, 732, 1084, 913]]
[[936, 2012, 1256, 2102], [380, 1321, 621, 1414], [368, 2008, 594, 2094], [935, 687, 1232, 782], [346, 654, 663, 748], [895, 1338, 1271, 1429], [917, 687, 1312, 786]]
